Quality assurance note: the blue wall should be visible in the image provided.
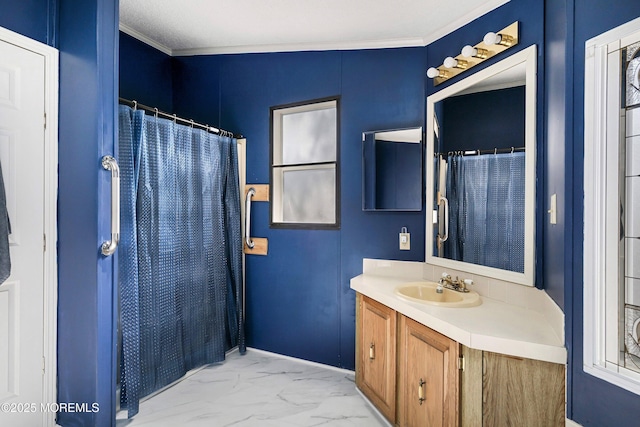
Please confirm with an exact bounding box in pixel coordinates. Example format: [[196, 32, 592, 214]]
[[57, 0, 119, 426], [0, 0, 56, 46], [119, 32, 173, 112]]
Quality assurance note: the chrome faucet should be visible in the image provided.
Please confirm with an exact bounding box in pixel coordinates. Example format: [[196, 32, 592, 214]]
[[438, 273, 474, 293]]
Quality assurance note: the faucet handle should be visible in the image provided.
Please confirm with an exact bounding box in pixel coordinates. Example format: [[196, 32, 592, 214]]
[[460, 279, 473, 292], [441, 272, 451, 279]]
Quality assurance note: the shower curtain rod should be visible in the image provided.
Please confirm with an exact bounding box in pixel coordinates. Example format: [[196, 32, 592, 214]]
[[119, 97, 243, 139], [435, 146, 525, 157]]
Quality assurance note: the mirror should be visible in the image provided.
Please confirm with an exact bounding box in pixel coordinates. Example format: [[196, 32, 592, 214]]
[[426, 45, 536, 286], [362, 127, 423, 211]]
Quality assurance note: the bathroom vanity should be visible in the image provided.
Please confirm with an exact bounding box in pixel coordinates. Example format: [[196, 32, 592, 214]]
[[355, 42, 566, 426], [352, 265, 565, 427]]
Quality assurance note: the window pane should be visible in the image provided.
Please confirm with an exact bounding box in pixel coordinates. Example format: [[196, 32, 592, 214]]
[[282, 167, 335, 223], [624, 79, 640, 372], [281, 107, 336, 165], [625, 43, 640, 108]]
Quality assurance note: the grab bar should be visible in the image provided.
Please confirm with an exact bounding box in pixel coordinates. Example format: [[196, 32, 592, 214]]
[[438, 193, 449, 244], [245, 187, 256, 249], [101, 155, 120, 256]]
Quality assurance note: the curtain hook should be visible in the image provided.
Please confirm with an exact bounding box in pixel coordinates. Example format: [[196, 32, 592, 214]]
[[132, 100, 137, 111], [494, 147, 497, 155], [190, 119, 194, 128], [511, 146, 514, 153], [154, 108, 158, 119], [173, 114, 177, 123]]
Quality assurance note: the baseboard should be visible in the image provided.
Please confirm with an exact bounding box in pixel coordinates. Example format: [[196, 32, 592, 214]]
[[246, 347, 355, 375]]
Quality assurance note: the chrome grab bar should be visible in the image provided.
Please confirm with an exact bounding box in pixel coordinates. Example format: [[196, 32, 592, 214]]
[[245, 187, 255, 249], [438, 193, 449, 244], [101, 155, 120, 256]]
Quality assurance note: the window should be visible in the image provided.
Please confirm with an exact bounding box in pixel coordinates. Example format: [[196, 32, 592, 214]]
[[270, 97, 340, 229], [584, 17, 640, 394]]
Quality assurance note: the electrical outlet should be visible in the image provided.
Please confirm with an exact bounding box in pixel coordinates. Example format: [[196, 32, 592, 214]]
[[399, 232, 411, 250]]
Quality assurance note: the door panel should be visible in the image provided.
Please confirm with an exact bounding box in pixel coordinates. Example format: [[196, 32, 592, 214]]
[[0, 39, 46, 427]]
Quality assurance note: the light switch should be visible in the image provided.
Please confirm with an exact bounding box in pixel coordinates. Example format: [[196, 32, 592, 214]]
[[549, 193, 557, 224]]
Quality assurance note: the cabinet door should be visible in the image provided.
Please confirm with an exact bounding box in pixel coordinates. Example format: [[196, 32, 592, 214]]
[[356, 294, 396, 422], [398, 315, 459, 427], [482, 352, 565, 426]]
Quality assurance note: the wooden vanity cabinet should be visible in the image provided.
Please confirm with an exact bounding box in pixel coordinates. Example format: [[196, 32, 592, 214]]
[[356, 294, 397, 422], [355, 293, 565, 427], [397, 315, 459, 427], [460, 346, 565, 427]]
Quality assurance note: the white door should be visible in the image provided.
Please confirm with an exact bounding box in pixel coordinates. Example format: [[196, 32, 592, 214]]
[[0, 39, 47, 427]]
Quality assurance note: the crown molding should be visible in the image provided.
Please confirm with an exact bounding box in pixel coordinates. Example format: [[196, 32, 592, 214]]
[[171, 37, 426, 57], [119, 23, 173, 56]]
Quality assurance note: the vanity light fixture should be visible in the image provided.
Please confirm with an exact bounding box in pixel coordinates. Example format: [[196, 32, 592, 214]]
[[461, 45, 489, 59], [426, 67, 448, 79], [443, 56, 468, 69], [427, 21, 519, 86], [483, 31, 515, 47]]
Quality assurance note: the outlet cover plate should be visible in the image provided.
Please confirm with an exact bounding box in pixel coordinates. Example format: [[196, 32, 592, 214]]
[[399, 233, 410, 250]]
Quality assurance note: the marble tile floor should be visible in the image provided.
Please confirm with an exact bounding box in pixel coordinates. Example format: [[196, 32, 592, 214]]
[[115, 349, 388, 427]]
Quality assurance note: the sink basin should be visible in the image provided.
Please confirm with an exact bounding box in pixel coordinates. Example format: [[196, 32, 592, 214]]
[[394, 281, 482, 308]]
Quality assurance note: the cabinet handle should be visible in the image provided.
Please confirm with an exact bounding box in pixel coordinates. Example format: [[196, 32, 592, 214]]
[[369, 343, 375, 360], [418, 378, 426, 405]]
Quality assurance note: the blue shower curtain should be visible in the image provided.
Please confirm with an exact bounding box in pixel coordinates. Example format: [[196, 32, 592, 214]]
[[444, 152, 525, 273], [118, 105, 245, 417]]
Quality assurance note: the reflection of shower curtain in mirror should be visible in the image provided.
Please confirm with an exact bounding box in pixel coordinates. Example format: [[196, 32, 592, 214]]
[[444, 152, 525, 273], [118, 105, 245, 418]]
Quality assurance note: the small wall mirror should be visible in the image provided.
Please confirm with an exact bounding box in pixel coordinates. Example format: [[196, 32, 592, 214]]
[[426, 45, 537, 286], [362, 127, 423, 211]]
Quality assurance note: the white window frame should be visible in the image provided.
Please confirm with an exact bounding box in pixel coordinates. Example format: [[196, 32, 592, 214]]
[[270, 97, 340, 229], [584, 16, 640, 395]]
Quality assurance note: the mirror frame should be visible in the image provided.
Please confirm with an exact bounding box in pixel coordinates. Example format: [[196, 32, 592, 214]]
[[425, 45, 537, 286]]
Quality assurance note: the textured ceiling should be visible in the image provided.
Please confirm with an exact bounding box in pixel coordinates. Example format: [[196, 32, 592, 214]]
[[119, 0, 509, 56]]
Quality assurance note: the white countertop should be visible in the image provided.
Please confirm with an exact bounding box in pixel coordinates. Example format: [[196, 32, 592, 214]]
[[351, 274, 566, 365]]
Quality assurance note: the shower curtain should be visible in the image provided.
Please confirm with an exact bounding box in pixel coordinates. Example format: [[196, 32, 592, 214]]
[[118, 105, 245, 418], [444, 152, 525, 273]]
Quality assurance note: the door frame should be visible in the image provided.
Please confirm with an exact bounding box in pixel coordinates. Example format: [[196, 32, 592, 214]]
[[0, 26, 59, 427]]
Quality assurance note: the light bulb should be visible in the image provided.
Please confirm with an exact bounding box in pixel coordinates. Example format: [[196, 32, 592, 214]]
[[483, 31, 501, 46], [426, 67, 440, 79], [443, 56, 458, 68], [461, 45, 477, 58]]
